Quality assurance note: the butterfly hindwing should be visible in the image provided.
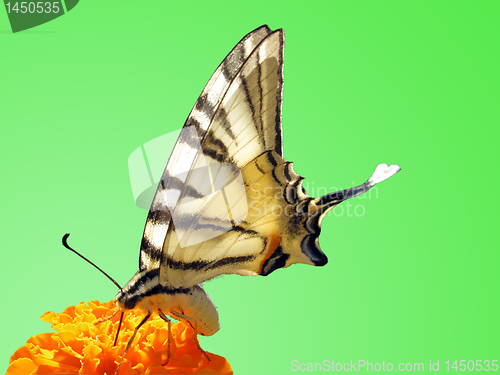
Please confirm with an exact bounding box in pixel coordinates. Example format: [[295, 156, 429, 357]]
[[160, 149, 331, 288]]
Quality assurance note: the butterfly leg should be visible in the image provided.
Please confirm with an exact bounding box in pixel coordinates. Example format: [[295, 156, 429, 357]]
[[114, 311, 151, 375], [157, 309, 172, 366], [170, 310, 211, 361], [94, 306, 119, 325], [94, 307, 125, 346]]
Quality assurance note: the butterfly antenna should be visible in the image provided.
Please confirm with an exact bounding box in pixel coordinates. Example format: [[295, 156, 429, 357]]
[[62, 233, 123, 291]]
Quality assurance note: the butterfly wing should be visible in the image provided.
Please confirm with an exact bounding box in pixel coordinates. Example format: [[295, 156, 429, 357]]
[[141, 26, 338, 289], [139, 25, 274, 271], [146, 26, 333, 289], [160, 148, 332, 288]]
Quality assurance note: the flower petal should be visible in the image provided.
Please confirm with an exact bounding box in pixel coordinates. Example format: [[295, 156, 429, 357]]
[[6, 357, 38, 375], [8, 301, 233, 375]]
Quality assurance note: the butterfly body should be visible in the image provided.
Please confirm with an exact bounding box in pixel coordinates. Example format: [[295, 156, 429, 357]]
[[116, 270, 219, 336]]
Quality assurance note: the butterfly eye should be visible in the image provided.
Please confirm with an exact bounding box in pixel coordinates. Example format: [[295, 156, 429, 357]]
[[124, 298, 137, 310], [115, 289, 136, 310]]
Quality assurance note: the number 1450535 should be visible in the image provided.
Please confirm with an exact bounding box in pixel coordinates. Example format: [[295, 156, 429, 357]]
[[445, 360, 498, 371], [6, 2, 61, 14]]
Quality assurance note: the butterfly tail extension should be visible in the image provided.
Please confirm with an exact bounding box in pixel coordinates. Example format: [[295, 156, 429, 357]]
[[243, 154, 400, 276], [314, 163, 401, 211], [305, 163, 401, 259]]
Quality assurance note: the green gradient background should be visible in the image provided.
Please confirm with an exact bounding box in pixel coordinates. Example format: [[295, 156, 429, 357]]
[[1, 1, 499, 374]]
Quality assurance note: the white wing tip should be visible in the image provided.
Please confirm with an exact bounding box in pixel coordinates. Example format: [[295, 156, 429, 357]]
[[367, 163, 401, 186]]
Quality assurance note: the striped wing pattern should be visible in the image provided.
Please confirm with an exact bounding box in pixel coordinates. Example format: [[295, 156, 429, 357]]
[[161, 150, 331, 288], [140, 25, 333, 289], [139, 25, 274, 271]]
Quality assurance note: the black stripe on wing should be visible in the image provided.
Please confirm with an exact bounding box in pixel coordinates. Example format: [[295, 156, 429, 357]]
[[260, 245, 289, 276], [139, 26, 273, 272], [165, 254, 256, 272], [301, 235, 328, 266]]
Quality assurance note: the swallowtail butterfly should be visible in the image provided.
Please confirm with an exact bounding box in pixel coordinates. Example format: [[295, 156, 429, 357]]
[[64, 24, 400, 371]]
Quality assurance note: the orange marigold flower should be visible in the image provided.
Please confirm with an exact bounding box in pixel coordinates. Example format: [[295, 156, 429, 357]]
[[6, 300, 233, 375]]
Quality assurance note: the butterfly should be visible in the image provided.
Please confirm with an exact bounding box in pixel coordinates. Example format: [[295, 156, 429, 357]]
[[64, 24, 400, 373]]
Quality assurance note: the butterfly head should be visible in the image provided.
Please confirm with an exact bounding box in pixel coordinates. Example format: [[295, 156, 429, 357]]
[[115, 288, 137, 310], [114, 271, 146, 311], [115, 268, 165, 312]]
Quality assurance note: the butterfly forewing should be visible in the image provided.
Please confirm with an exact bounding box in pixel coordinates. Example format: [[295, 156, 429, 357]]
[[139, 25, 274, 272], [158, 30, 287, 287]]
